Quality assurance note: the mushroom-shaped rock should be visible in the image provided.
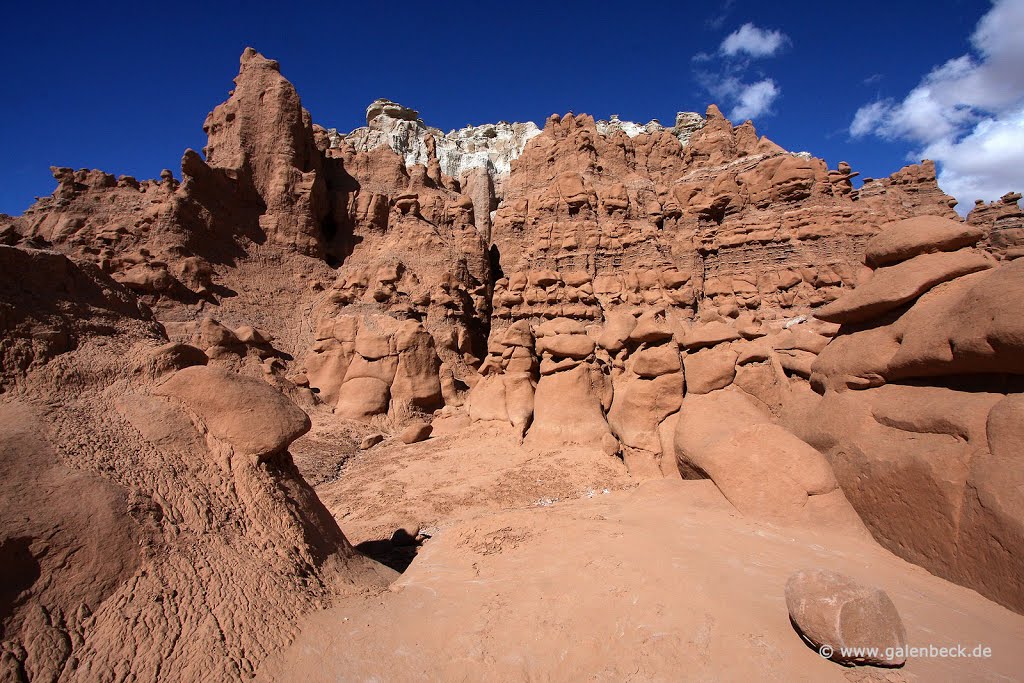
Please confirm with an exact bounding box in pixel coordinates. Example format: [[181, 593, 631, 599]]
[[391, 322, 442, 410], [529, 269, 562, 288], [607, 374, 682, 454], [785, 569, 907, 667], [683, 348, 737, 394], [501, 320, 534, 348], [355, 327, 394, 359], [886, 259, 1024, 378], [503, 372, 536, 442], [527, 364, 612, 447], [467, 374, 509, 423], [632, 345, 681, 377], [154, 366, 310, 461], [865, 215, 985, 267], [535, 317, 586, 337], [628, 310, 674, 344], [366, 98, 419, 125], [200, 317, 239, 348], [336, 377, 391, 419]]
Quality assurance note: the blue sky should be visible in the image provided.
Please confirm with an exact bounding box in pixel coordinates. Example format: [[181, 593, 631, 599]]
[[1, 0, 1020, 216]]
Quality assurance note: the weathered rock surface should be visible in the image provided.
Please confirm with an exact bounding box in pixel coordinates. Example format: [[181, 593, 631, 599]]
[[683, 347, 737, 394], [154, 365, 312, 461], [786, 569, 908, 667], [805, 251, 1024, 613], [0, 247, 392, 681], [202, 48, 329, 255], [967, 191, 1024, 259], [864, 215, 986, 266], [675, 389, 867, 534], [815, 250, 993, 324], [343, 99, 542, 179], [886, 259, 1024, 377]]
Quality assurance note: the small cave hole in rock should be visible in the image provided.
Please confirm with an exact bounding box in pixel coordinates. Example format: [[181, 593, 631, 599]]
[[356, 529, 429, 573]]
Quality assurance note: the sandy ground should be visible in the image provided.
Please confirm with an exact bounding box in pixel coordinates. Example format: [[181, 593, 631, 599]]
[[267, 414, 1024, 681], [313, 419, 636, 546]]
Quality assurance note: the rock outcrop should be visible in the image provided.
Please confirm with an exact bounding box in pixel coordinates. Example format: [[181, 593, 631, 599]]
[[0, 247, 392, 680], [675, 389, 867, 534], [968, 191, 1024, 260], [804, 218, 1024, 613], [342, 99, 542, 182], [2, 47, 1023, 671], [202, 48, 329, 255]]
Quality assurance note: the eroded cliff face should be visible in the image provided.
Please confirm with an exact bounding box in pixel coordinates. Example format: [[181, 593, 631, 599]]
[[2, 47, 1023, 679], [0, 246, 392, 682]]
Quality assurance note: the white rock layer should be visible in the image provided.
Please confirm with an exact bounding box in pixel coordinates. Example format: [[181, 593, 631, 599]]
[[329, 99, 706, 183], [335, 99, 541, 181]]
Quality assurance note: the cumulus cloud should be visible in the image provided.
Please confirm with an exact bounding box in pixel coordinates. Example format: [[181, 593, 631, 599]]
[[849, 100, 890, 137], [694, 22, 788, 122], [720, 23, 788, 58], [849, 0, 1024, 210], [921, 107, 1024, 208], [718, 78, 780, 120]]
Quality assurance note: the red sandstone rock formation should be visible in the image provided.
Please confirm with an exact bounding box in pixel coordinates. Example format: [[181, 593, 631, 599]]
[[2, 47, 1023, 679], [801, 218, 1024, 612], [0, 245, 392, 680]]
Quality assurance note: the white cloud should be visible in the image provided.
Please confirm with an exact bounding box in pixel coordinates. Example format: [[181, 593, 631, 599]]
[[694, 22, 787, 122], [921, 106, 1024, 207], [720, 23, 788, 58], [727, 79, 780, 120], [850, 100, 891, 137], [704, 77, 781, 121], [849, 0, 1024, 211]]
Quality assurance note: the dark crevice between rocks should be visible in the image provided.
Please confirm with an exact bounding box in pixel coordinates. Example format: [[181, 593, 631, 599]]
[[356, 530, 428, 574], [488, 244, 504, 280], [0, 537, 40, 627]]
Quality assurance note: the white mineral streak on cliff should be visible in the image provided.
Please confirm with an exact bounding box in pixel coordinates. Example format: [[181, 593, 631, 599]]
[[331, 99, 706, 181], [437, 121, 543, 177], [595, 112, 706, 145], [596, 114, 666, 138], [672, 111, 706, 145], [336, 99, 541, 180]]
